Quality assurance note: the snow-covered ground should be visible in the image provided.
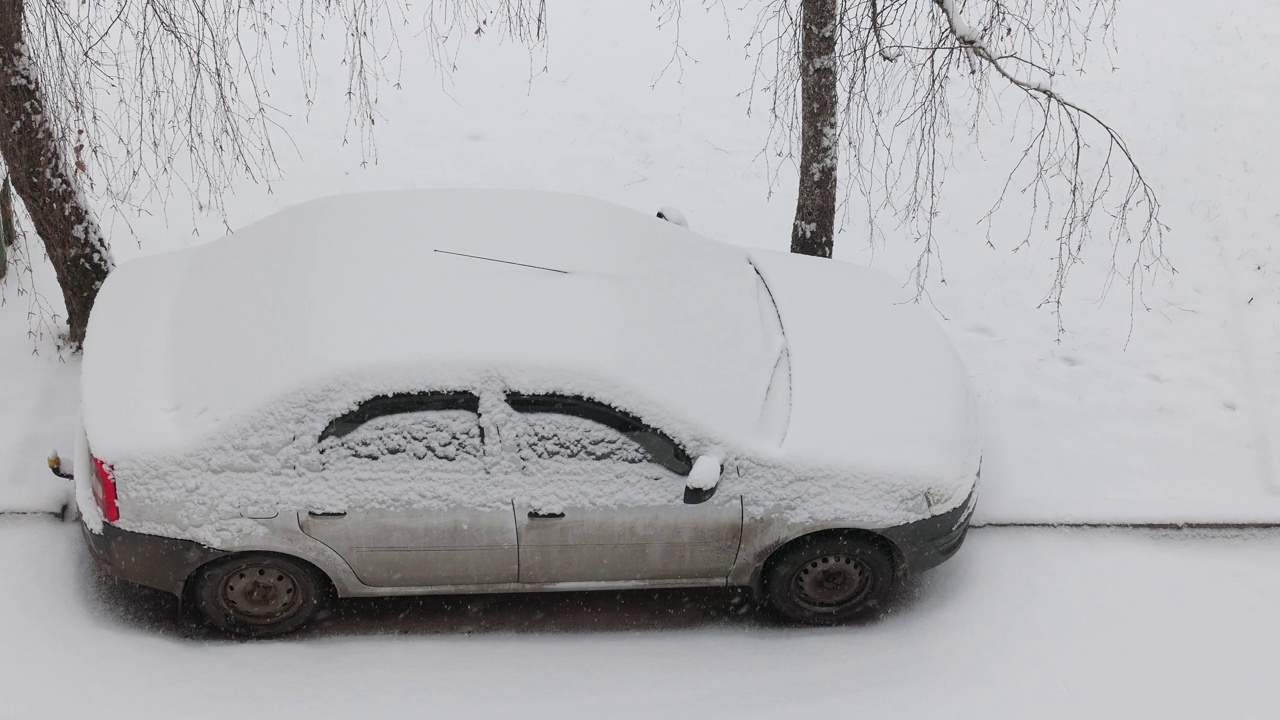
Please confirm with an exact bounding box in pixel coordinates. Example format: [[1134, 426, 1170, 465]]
[[1, 0, 1278, 715], [3, 0, 1277, 522], [3, 517, 1278, 718], [0, 258, 79, 513]]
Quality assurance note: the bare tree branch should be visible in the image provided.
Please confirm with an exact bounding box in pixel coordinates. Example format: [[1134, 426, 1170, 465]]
[[2, 0, 548, 345], [740, 0, 1169, 332], [930, 0, 1166, 333]]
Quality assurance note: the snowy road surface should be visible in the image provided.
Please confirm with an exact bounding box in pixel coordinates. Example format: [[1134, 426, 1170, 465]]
[[2, 516, 1277, 719]]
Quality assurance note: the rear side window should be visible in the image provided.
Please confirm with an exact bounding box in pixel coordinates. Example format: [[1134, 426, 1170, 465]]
[[320, 392, 480, 442], [506, 394, 693, 476], [321, 409, 483, 465], [318, 391, 484, 467]]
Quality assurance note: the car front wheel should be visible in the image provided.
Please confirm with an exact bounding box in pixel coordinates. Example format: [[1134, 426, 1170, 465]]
[[192, 553, 327, 637], [763, 534, 896, 625]]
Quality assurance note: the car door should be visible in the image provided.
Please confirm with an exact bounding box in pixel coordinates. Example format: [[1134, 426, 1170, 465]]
[[298, 391, 519, 588], [505, 393, 742, 585]]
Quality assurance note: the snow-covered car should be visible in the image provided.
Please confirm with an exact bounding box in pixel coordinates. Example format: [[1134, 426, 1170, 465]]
[[73, 189, 980, 636]]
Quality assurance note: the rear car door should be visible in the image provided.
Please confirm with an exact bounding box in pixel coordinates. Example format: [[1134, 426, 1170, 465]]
[[506, 394, 742, 585], [298, 391, 519, 588]]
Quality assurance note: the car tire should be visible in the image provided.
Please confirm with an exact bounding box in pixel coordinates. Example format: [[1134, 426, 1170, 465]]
[[192, 553, 327, 637], [763, 533, 896, 625]]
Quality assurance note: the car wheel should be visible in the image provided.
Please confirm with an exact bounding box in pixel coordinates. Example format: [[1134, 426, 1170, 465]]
[[763, 534, 896, 625], [193, 554, 327, 637]]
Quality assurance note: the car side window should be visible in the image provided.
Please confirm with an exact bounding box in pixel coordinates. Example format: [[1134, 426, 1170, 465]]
[[320, 391, 480, 442], [319, 392, 483, 467], [506, 394, 693, 476]]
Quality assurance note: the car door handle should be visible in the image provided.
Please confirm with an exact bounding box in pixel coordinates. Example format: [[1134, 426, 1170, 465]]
[[527, 510, 565, 519], [308, 511, 347, 518]]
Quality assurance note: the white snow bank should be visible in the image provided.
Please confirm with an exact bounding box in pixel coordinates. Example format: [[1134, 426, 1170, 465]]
[[0, 274, 81, 514]]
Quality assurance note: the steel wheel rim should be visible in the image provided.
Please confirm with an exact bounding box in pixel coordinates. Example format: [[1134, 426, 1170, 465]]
[[791, 554, 869, 611], [220, 564, 302, 622]]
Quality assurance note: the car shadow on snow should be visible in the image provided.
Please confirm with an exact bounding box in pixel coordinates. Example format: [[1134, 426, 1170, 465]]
[[81, 557, 928, 641]]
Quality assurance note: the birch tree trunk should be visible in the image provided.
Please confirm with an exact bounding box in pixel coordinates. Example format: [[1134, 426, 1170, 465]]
[[0, 178, 11, 279], [0, 0, 112, 345], [789, 0, 840, 258]]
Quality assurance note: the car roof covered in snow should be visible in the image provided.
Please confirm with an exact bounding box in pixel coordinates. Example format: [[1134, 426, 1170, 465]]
[[81, 190, 786, 458]]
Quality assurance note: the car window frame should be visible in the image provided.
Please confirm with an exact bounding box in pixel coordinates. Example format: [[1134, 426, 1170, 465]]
[[505, 393, 694, 476], [318, 391, 482, 443]]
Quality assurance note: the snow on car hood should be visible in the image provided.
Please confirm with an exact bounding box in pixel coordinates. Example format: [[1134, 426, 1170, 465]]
[[747, 249, 981, 502]]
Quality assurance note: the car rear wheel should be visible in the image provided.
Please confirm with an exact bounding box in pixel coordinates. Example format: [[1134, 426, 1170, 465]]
[[193, 554, 326, 637], [763, 533, 896, 625]]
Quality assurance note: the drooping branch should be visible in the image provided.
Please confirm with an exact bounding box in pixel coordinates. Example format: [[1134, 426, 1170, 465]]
[[742, 0, 1168, 331], [4, 0, 548, 345], [25, 0, 546, 233], [930, 0, 1166, 330]]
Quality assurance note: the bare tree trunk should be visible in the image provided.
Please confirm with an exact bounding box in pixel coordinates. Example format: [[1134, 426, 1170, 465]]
[[0, 177, 11, 280], [0, 0, 112, 345], [789, 0, 839, 259]]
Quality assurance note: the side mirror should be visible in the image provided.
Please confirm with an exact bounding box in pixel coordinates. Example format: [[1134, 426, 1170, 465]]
[[656, 206, 689, 228], [683, 455, 723, 505]]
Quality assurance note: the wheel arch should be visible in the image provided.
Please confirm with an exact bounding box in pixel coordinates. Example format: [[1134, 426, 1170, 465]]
[[183, 550, 340, 608], [748, 527, 904, 599]]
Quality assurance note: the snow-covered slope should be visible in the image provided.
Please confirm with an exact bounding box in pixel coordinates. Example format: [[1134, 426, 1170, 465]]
[[2, 0, 1278, 524], [0, 260, 80, 513]]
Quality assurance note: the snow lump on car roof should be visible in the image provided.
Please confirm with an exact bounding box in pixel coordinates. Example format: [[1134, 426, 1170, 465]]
[[81, 190, 783, 459]]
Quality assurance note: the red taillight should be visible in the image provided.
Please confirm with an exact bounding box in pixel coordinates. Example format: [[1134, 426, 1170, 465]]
[[91, 456, 119, 523]]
